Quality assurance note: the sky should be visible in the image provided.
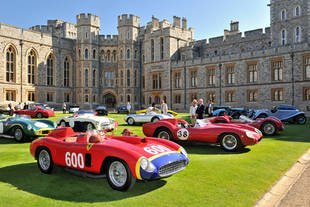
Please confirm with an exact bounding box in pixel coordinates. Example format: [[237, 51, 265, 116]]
[[0, 0, 270, 40]]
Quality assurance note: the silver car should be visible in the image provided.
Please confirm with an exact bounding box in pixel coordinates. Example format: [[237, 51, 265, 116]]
[[124, 112, 173, 125]]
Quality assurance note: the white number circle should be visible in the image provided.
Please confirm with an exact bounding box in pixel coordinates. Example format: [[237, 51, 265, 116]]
[[177, 128, 189, 140], [69, 119, 75, 127]]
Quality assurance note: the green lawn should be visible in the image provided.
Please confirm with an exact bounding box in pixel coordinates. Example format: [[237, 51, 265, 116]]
[[0, 112, 309, 207]]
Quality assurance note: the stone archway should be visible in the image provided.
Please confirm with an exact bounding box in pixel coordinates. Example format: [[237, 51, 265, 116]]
[[102, 93, 116, 108]]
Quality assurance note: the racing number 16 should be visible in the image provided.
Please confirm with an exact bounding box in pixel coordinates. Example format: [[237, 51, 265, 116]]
[[65, 152, 84, 169]]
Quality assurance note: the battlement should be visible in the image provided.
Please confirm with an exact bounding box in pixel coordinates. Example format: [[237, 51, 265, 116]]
[[118, 14, 140, 27], [29, 25, 53, 33], [77, 13, 100, 28], [100, 35, 118, 43]]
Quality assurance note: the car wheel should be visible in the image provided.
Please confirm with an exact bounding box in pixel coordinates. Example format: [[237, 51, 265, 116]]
[[261, 122, 276, 136], [295, 115, 307, 125], [36, 113, 43, 118], [127, 118, 135, 126], [106, 159, 136, 191], [151, 117, 160, 122], [155, 128, 172, 140], [85, 122, 95, 131], [257, 114, 267, 119], [37, 148, 54, 174], [220, 133, 241, 151], [13, 126, 24, 142], [59, 120, 66, 127]]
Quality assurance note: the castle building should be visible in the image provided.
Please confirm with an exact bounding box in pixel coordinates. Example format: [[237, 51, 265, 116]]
[[0, 0, 309, 113]]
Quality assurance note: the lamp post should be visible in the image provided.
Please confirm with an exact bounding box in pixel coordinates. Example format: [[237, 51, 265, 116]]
[[218, 63, 222, 105]]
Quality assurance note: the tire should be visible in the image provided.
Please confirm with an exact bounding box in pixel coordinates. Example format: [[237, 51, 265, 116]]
[[220, 133, 242, 152], [37, 148, 54, 174], [127, 118, 135, 126], [295, 115, 307, 125], [106, 158, 136, 191], [261, 122, 276, 136], [13, 126, 25, 142], [155, 128, 172, 140], [151, 117, 160, 122], [36, 113, 43, 118], [59, 120, 66, 127], [257, 114, 267, 119], [85, 122, 95, 131]]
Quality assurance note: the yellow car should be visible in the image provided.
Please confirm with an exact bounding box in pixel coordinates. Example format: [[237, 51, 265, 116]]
[[135, 108, 178, 116]]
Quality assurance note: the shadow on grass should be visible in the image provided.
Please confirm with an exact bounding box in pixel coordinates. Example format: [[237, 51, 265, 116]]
[[0, 163, 166, 202], [0, 137, 19, 145]]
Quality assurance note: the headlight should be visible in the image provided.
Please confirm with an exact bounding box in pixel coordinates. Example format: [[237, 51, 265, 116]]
[[245, 130, 256, 139], [255, 128, 262, 135], [180, 147, 188, 158], [27, 124, 32, 130], [140, 157, 155, 172]]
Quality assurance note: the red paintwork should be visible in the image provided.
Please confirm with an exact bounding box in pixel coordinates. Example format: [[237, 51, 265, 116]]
[[30, 127, 181, 179], [143, 118, 262, 147], [208, 116, 284, 134], [14, 106, 55, 118]]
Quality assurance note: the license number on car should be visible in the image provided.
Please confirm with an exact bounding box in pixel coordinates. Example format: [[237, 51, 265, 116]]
[[144, 145, 171, 155], [65, 152, 84, 169]]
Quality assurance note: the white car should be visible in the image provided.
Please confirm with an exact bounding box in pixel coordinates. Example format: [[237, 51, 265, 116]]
[[57, 113, 117, 132], [124, 112, 173, 125]]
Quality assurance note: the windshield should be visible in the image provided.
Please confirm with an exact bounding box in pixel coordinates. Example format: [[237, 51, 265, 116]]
[[194, 119, 209, 128], [239, 115, 254, 122]]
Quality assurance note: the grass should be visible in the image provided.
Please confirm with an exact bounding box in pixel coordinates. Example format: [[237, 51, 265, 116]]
[[0, 112, 309, 207]]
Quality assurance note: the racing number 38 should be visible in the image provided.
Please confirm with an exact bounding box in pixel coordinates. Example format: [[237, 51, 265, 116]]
[[177, 128, 189, 140], [65, 152, 84, 169]]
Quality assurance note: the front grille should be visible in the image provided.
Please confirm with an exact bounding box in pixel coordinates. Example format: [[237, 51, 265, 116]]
[[158, 160, 186, 177], [41, 130, 50, 135]]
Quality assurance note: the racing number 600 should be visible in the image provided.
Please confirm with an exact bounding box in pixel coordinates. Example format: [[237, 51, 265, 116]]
[[65, 152, 84, 169]]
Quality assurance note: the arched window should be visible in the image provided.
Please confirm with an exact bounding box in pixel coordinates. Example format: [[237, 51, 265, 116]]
[[93, 49, 96, 59], [127, 69, 130, 87], [120, 71, 124, 86], [127, 49, 130, 59], [28, 50, 36, 84], [295, 6, 301, 16], [281, 29, 286, 46], [160, 37, 164, 60], [6, 46, 16, 82], [107, 50, 111, 62], [100, 50, 105, 61], [281, 9, 286, 20], [85, 48, 88, 59], [127, 95, 130, 102], [151, 39, 155, 61], [85, 69, 88, 87], [64, 57, 70, 87], [47, 54, 54, 86], [295, 26, 301, 43], [92, 70, 96, 87], [120, 50, 123, 59], [113, 50, 117, 62]]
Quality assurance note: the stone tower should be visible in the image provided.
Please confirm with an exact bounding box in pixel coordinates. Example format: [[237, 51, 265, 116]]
[[76, 13, 100, 107], [117, 14, 141, 106], [270, 0, 309, 47]]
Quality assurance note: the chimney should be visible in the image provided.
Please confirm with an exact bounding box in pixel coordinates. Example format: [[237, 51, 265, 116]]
[[182, 17, 187, 29], [230, 21, 239, 32], [173, 16, 181, 27]]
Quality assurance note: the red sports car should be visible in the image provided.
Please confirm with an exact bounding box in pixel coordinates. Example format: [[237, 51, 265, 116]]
[[14, 106, 55, 118], [30, 127, 189, 191], [143, 118, 263, 152], [208, 115, 284, 136]]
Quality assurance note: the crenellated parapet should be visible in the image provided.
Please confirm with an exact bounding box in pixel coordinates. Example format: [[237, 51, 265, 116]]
[[118, 14, 140, 28], [77, 13, 100, 28]]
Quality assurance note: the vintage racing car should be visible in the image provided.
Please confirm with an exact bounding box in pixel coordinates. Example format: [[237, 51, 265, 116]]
[[135, 108, 178, 117], [14, 106, 55, 118], [250, 105, 307, 125], [30, 127, 189, 191], [57, 113, 117, 132], [0, 114, 55, 142], [125, 112, 173, 125], [143, 118, 263, 151], [208, 115, 284, 136]]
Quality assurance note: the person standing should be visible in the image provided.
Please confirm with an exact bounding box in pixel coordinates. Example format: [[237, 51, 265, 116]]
[[196, 98, 205, 120], [62, 102, 67, 114], [207, 99, 214, 117], [160, 100, 168, 115], [126, 102, 131, 114], [189, 99, 198, 125]]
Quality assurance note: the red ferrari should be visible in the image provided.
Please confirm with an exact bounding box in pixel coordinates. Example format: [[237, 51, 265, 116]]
[[143, 118, 263, 152], [208, 115, 284, 136], [30, 127, 189, 191], [14, 106, 55, 118]]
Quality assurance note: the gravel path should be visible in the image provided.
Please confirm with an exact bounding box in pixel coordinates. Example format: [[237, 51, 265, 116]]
[[278, 164, 310, 207]]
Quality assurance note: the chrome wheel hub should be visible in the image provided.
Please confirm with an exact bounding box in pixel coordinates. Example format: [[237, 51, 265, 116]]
[[109, 161, 127, 187]]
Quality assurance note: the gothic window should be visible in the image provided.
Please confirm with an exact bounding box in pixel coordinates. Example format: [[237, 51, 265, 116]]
[[134, 70, 137, 87], [295, 6, 301, 17], [120, 71, 124, 86], [225, 91, 235, 102], [92, 70, 96, 87], [100, 50, 105, 61], [281, 9, 287, 20], [47, 54, 54, 86], [304, 56, 310, 79], [174, 94, 181, 104], [120, 50, 123, 60], [28, 50, 36, 84], [304, 87, 310, 101], [160, 37, 164, 60], [226, 66, 235, 84], [64, 57, 70, 87], [207, 92, 216, 102], [272, 60, 283, 81], [281, 29, 286, 46], [127, 69, 130, 87], [113, 50, 117, 62], [127, 95, 130, 102], [27, 91, 35, 102], [174, 72, 181, 88], [295, 26, 301, 43], [84, 94, 89, 103], [78, 49, 81, 58], [85, 48, 88, 59], [127, 49, 130, 59], [190, 70, 197, 87], [247, 90, 258, 102], [85, 69, 88, 87], [93, 49, 96, 59], [142, 75, 145, 89], [6, 46, 15, 82], [248, 64, 258, 83], [152, 73, 162, 89], [151, 39, 155, 61], [207, 67, 216, 86], [107, 50, 111, 62], [46, 92, 54, 102], [272, 88, 283, 101], [6, 90, 16, 101], [134, 50, 137, 59]]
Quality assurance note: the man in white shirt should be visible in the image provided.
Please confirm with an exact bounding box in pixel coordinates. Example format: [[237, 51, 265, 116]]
[[161, 100, 168, 115]]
